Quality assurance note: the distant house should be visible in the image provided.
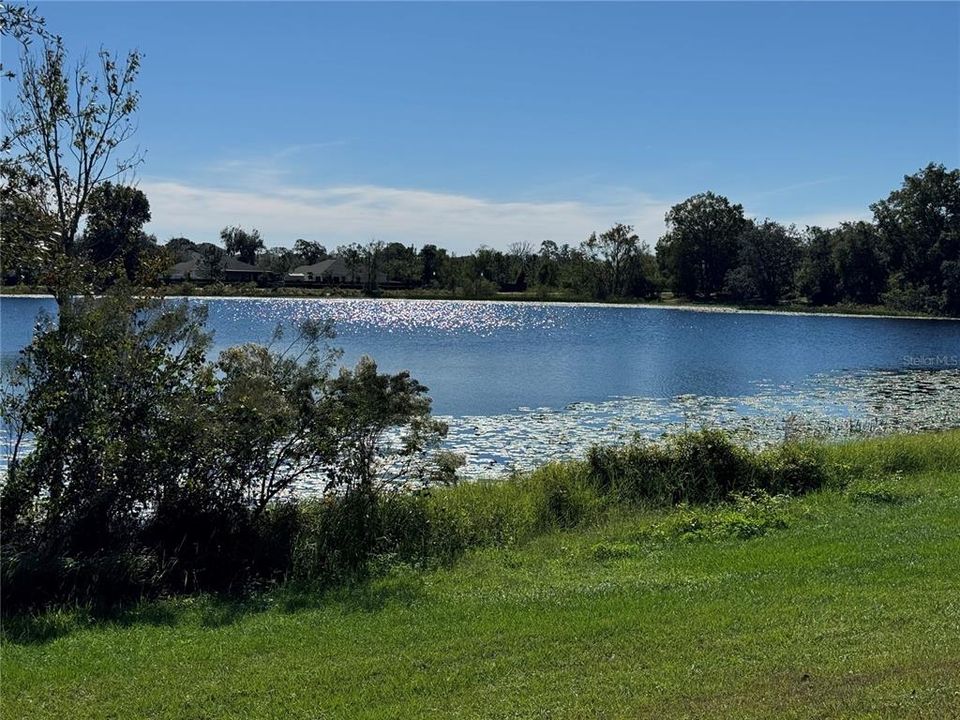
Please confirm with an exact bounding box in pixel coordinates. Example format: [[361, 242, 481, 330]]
[[288, 256, 386, 286], [166, 251, 268, 283]]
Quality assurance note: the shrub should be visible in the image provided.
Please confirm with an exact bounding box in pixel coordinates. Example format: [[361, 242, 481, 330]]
[[286, 488, 469, 585], [0, 289, 459, 611], [757, 442, 830, 494], [586, 429, 760, 505], [289, 491, 381, 584], [585, 430, 830, 507], [585, 440, 672, 502], [667, 430, 758, 502], [531, 464, 600, 530]]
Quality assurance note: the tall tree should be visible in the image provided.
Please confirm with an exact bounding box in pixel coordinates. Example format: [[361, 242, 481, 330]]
[[942, 261, 960, 315], [220, 226, 264, 265], [258, 246, 296, 275], [798, 226, 841, 306], [832, 221, 888, 305], [361, 239, 386, 292], [732, 220, 801, 305], [657, 192, 747, 298], [80, 182, 152, 281], [0, 192, 55, 284], [337, 243, 363, 283], [583, 223, 641, 298], [198, 243, 225, 281], [420, 244, 442, 286], [871, 163, 960, 311], [4, 39, 142, 303], [535, 240, 560, 287], [380, 242, 420, 285], [0, 4, 57, 80], [508, 241, 536, 283], [293, 239, 327, 265], [165, 237, 196, 262]]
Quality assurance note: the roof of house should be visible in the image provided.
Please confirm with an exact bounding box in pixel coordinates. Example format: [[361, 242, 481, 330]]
[[167, 251, 262, 279], [221, 256, 261, 273], [291, 258, 339, 276]]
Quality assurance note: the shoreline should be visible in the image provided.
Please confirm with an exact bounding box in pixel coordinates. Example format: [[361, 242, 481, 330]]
[[2, 287, 958, 322]]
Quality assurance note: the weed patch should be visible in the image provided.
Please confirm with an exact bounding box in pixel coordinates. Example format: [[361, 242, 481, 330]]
[[651, 492, 793, 542], [845, 473, 912, 504]]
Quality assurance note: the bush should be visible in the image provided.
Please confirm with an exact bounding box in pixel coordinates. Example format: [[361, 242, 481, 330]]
[[757, 442, 830, 495], [586, 429, 760, 504], [289, 491, 380, 584], [287, 488, 473, 586], [0, 289, 458, 611], [532, 464, 600, 530], [586, 430, 828, 506], [585, 440, 671, 501], [667, 430, 758, 501]]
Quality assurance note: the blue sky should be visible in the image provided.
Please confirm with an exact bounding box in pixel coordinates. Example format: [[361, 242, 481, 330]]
[[10, 2, 960, 252]]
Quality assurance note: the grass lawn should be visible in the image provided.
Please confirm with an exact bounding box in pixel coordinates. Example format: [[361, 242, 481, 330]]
[[4, 435, 960, 719]]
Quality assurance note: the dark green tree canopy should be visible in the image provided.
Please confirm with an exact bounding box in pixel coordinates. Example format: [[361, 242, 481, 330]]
[[380, 242, 420, 286], [582, 223, 657, 299], [220, 226, 264, 265], [165, 236, 197, 262], [420, 244, 443, 286], [293, 239, 328, 265], [657, 192, 748, 298], [832, 221, 888, 305], [731, 220, 802, 305], [258, 245, 296, 275], [80, 182, 152, 280], [798, 226, 841, 306], [0, 192, 55, 285], [871, 163, 960, 311]]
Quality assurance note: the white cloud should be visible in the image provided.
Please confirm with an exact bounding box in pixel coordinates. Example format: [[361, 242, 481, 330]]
[[140, 179, 674, 253], [140, 169, 874, 253]]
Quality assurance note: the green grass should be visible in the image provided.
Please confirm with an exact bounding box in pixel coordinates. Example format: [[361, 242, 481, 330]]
[[4, 432, 960, 718]]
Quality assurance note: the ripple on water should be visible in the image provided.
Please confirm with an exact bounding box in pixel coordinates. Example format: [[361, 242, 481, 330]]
[[212, 298, 568, 337]]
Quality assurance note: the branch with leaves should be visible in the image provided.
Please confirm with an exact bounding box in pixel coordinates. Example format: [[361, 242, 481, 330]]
[[3, 29, 143, 303]]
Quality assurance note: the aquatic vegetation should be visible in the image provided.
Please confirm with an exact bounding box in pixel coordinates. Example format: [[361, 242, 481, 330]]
[[438, 368, 960, 480]]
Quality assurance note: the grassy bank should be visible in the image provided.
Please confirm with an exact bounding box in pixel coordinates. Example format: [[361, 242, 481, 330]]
[[4, 431, 960, 718], [2, 283, 951, 319]]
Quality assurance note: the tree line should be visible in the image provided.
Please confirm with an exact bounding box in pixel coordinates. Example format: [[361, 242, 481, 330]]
[[4, 165, 958, 315]]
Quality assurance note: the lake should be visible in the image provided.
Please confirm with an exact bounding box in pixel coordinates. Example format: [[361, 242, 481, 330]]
[[3, 296, 960, 479]]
